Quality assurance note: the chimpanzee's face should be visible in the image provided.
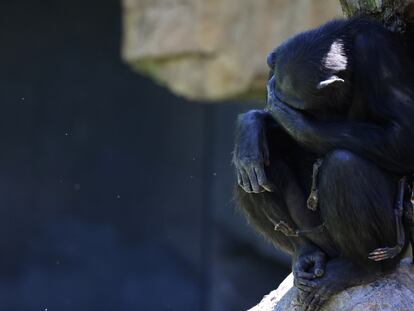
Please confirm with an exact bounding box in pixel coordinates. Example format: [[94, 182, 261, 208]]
[[266, 50, 319, 111], [266, 37, 349, 114]]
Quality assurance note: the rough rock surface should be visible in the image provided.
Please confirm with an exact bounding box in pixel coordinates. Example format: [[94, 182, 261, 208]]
[[121, 0, 342, 101], [249, 258, 414, 311]]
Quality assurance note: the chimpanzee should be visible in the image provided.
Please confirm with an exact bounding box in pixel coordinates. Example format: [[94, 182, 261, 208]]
[[233, 17, 414, 311]]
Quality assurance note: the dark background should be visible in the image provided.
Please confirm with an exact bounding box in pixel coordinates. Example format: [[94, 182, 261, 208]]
[[0, 0, 289, 310]]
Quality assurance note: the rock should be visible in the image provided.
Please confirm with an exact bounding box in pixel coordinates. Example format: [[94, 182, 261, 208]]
[[248, 258, 414, 311], [121, 0, 342, 101]]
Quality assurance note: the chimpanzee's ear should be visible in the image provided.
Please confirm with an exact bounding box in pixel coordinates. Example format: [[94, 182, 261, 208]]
[[317, 75, 345, 89]]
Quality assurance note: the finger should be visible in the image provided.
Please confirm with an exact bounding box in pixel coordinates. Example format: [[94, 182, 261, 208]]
[[296, 271, 316, 280], [368, 254, 390, 261], [295, 283, 314, 293], [294, 278, 316, 293], [368, 253, 389, 259], [254, 166, 273, 192], [303, 289, 317, 311], [306, 293, 321, 311], [368, 248, 389, 255], [297, 289, 310, 305], [313, 257, 325, 278], [368, 249, 391, 260], [293, 257, 312, 275], [313, 268, 324, 278], [295, 276, 317, 287], [240, 168, 252, 193], [368, 255, 389, 261], [297, 278, 318, 290], [237, 171, 242, 187], [309, 288, 330, 311], [246, 166, 261, 193]]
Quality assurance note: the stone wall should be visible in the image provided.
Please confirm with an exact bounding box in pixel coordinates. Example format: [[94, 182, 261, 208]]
[[121, 0, 342, 101]]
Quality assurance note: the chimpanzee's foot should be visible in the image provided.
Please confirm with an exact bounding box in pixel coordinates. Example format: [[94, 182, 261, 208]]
[[293, 249, 326, 292], [298, 258, 376, 311]]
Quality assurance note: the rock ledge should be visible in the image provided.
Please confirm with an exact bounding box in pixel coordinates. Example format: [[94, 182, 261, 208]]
[[249, 258, 414, 311]]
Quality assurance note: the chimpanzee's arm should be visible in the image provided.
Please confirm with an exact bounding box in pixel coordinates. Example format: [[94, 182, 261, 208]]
[[233, 109, 296, 193], [267, 90, 414, 173], [233, 110, 275, 193], [265, 104, 414, 173]]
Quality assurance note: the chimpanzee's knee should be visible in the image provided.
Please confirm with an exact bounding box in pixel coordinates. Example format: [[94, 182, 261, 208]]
[[323, 149, 361, 170], [318, 149, 399, 269]]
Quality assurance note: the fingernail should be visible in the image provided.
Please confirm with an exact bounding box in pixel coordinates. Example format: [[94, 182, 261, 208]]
[[314, 269, 323, 277]]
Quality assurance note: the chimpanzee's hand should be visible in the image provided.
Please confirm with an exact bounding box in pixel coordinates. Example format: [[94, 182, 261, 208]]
[[293, 250, 326, 293], [233, 111, 275, 193], [266, 77, 311, 142]]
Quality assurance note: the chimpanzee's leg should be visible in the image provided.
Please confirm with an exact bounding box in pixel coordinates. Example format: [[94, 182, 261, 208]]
[[319, 149, 403, 268], [235, 156, 309, 255], [236, 142, 340, 298], [235, 127, 340, 273], [301, 149, 406, 311]]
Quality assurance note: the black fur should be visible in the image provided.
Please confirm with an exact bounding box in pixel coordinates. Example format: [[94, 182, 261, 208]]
[[233, 17, 414, 310]]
